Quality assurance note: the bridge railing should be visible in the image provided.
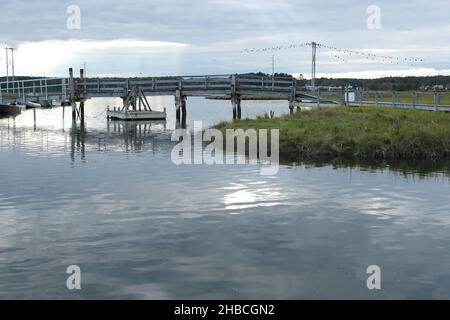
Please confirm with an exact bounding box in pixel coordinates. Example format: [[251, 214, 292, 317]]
[[75, 75, 301, 97], [0, 77, 68, 101], [0, 74, 304, 102]]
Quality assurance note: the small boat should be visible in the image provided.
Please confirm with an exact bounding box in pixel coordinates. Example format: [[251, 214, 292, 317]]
[[0, 103, 23, 116], [39, 100, 52, 108], [26, 101, 42, 109]]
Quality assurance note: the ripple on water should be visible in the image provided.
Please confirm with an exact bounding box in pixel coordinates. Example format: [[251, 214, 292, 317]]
[[1, 101, 450, 299]]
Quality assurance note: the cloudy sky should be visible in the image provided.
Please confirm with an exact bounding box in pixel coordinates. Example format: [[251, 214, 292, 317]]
[[1, 0, 449, 78]]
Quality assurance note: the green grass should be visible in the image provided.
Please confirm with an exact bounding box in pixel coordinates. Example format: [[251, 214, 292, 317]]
[[215, 106, 450, 162]]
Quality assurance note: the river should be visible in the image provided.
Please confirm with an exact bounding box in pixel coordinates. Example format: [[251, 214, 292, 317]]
[[0, 97, 449, 299]]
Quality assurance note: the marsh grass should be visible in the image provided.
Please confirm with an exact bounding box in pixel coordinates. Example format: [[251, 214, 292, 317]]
[[214, 106, 450, 162]]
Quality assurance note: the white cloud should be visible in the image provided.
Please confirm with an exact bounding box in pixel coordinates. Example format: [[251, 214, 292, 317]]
[[10, 39, 188, 76], [0, 0, 449, 77]]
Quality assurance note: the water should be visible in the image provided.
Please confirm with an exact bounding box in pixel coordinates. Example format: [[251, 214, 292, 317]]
[[1, 97, 450, 299]]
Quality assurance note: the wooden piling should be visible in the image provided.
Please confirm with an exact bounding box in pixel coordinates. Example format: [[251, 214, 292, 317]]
[[231, 97, 237, 119], [181, 96, 187, 118], [69, 68, 76, 120], [175, 90, 181, 120], [231, 75, 236, 119], [80, 101, 85, 120], [236, 97, 241, 119]]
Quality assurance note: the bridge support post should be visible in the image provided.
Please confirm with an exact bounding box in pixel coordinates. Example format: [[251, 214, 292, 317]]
[[79, 67, 85, 122], [80, 101, 85, 121], [231, 98, 237, 119], [69, 68, 77, 120], [175, 90, 187, 121], [237, 98, 241, 119], [181, 95, 187, 124], [230, 75, 241, 119], [175, 90, 181, 120], [231, 95, 241, 120], [71, 102, 77, 120]]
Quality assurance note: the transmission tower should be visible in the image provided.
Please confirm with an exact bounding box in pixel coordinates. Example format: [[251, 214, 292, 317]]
[[311, 42, 317, 90]]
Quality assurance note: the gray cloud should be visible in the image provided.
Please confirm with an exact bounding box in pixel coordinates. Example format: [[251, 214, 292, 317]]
[[1, 0, 449, 77]]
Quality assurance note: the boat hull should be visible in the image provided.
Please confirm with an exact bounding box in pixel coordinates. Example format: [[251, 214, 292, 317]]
[[26, 102, 42, 109], [39, 100, 52, 108], [0, 104, 23, 116]]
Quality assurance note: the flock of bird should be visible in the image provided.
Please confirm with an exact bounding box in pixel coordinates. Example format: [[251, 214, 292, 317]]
[[241, 42, 425, 66]]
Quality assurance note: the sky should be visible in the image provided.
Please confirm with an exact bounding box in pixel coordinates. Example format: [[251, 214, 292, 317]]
[[0, 0, 449, 79]]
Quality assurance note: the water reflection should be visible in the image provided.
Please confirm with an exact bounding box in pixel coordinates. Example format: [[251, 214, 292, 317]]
[[107, 120, 167, 151], [222, 181, 286, 211], [0, 114, 172, 163], [70, 119, 176, 164], [0, 100, 450, 299]]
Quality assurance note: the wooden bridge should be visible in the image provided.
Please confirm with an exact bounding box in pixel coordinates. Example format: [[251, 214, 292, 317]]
[[2, 68, 449, 122], [0, 68, 324, 121], [66, 68, 323, 120]]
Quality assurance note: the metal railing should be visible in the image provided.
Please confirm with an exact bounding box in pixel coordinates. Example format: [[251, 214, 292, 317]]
[[0, 77, 68, 103], [349, 89, 450, 111]]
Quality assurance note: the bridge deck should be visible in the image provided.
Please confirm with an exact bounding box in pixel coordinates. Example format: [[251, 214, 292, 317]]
[[74, 75, 315, 101], [0, 74, 321, 103], [2, 73, 449, 114]]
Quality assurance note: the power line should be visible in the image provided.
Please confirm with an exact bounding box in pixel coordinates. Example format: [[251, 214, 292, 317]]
[[241, 41, 425, 65]]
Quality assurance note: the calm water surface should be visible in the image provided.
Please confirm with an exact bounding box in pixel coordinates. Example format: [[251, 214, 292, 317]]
[[0, 97, 450, 299]]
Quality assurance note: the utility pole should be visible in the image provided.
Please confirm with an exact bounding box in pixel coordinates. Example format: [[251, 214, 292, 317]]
[[311, 42, 317, 90], [9, 47, 15, 82], [271, 55, 275, 77], [5, 46, 9, 93]]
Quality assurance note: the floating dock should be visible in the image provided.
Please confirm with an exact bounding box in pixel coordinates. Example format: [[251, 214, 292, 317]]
[[107, 108, 166, 120], [106, 86, 166, 121]]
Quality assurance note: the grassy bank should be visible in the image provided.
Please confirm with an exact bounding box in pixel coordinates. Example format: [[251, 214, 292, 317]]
[[215, 106, 450, 162]]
